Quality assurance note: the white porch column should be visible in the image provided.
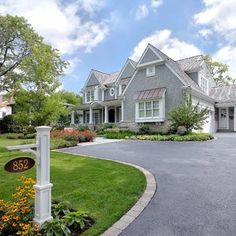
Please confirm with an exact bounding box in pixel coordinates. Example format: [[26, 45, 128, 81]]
[[114, 107, 117, 123], [70, 110, 75, 125], [89, 107, 93, 124], [34, 126, 53, 226], [104, 105, 108, 123], [121, 101, 124, 122], [234, 106, 236, 131]]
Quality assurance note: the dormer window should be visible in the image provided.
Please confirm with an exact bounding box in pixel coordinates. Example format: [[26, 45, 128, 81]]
[[86, 90, 95, 103], [199, 76, 208, 94], [146, 65, 155, 77]]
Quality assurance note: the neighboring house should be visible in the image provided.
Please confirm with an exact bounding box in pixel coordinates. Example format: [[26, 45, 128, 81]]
[[78, 44, 236, 133], [0, 95, 14, 120]]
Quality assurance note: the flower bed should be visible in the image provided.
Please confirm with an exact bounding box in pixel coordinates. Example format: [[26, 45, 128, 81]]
[[104, 130, 213, 142], [0, 177, 94, 236], [51, 129, 96, 143]]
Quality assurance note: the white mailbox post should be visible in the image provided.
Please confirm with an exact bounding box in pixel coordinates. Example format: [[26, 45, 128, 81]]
[[6, 126, 53, 227]]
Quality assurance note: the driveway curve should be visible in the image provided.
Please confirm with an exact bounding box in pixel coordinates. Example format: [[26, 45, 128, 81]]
[[60, 133, 236, 236]]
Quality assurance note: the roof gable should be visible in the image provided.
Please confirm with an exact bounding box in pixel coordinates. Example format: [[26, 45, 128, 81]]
[[136, 44, 164, 67], [115, 59, 136, 85]]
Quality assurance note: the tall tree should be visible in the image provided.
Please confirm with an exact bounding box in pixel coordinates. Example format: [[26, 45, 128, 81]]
[[204, 55, 236, 86], [0, 15, 67, 93]]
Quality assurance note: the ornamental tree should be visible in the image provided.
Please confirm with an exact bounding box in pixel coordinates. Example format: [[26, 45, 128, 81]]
[[169, 94, 209, 134], [0, 15, 67, 93], [203, 55, 236, 86]]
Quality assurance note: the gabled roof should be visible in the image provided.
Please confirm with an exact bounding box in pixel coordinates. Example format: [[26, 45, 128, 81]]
[[129, 58, 137, 68], [149, 44, 204, 94], [92, 70, 120, 86], [177, 55, 203, 72], [210, 84, 236, 104]]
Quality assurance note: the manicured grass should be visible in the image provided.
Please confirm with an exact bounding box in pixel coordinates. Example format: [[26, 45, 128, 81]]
[[0, 139, 146, 236]]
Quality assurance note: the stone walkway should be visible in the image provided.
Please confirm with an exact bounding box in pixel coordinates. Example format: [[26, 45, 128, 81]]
[[78, 137, 122, 146]]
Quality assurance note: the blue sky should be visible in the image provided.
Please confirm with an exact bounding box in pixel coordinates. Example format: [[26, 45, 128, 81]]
[[1, 0, 236, 93]]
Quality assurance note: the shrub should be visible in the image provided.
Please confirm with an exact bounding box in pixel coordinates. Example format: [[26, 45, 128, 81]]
[[5, 133, 25, 139], [135, 133, 213, 142], [105, 129, 135, 139], [76, 125, 89, 131], [24, 133, 36, 139], [50, 138, 78, 150], [169, 93, 209, 134], [139, 125, 151, 135], [0, 115, 14, 133], [51, 129, 95, 143]]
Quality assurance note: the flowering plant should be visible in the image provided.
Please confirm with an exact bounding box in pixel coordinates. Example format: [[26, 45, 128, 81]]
[[51, 129, 96, 143], [0, 176, 40, 235]]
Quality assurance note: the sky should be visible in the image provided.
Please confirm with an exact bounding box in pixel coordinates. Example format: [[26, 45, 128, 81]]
[[0, 0, 236, 93]]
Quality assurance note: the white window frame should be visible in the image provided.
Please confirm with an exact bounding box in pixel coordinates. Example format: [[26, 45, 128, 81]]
[[85, 90, 95, 103], [135, 98, 165, 123], [146, 65, 155, 77], [199, 76, 208, 94], [109, 87, 115, 96]]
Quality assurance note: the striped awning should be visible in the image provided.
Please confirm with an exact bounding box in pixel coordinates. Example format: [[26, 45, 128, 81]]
[[134, 87, 166, 100]]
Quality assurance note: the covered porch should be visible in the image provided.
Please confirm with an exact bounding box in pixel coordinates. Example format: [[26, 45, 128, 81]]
[[78, 100, 123, 126]]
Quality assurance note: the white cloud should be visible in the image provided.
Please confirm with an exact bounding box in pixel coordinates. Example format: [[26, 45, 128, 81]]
[[194, 0, 236, 43], [0, 0, 109, 55], [194, 1, 236, 77], [214, 46, 236, 78], [199, 28, 212, 38], [130, 29, 201, 61], [136, 4, 149, 20], [151, 0, 163, 9]]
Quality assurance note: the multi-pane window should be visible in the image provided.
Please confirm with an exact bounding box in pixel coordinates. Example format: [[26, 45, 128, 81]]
[[138, 102, 145, 117], [137, 100, 160, 118], [146, 65, 155, 77], [86, 90, 95, 103], [200, 76, 208, 94]]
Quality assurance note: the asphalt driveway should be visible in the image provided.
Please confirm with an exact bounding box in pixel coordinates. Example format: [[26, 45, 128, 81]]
[[60, 133, 236, 236]]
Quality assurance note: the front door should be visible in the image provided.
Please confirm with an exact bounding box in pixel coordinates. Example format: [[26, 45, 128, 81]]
[[219, 108, 228, 129]]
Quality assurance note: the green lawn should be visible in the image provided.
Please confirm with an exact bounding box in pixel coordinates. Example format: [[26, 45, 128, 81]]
[[0, 137, 146, 236]]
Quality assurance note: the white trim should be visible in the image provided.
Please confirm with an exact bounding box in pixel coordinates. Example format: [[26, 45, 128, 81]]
[[121, 100, 124, 121], [136, 44, 164, 67], [199, 74, 209, 95], [114, 59, 136, 86], [165, 63, 187, 86], [136, 59, 164, 68], [122, 69, 138, 95], [102, 90, 104, 101], [146, 65, 156, 77], [219, 107, 229, 129], [135, 98, 165, 123], [109, 87, 115, 96], [234, 106, 236, 132]]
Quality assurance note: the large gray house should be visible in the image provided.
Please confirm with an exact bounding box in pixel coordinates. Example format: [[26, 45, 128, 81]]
[[78, 44, 236, 133]]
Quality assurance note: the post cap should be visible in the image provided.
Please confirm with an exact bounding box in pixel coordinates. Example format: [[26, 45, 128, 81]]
[[35, 126, 52, 132]]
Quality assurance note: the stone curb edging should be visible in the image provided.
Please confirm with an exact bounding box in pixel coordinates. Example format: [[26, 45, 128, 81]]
[[101, 161, 156, 236], [55, 150, 157, 236]]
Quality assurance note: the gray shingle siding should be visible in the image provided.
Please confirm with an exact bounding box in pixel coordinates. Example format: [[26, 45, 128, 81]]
[[120, 62, 135, 79], [187, 72, 199, 85], [140, 48, 160, 64], [104, 86, 115, 101], [87, 73, 99, 87], [123, 64, 184, 122]]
